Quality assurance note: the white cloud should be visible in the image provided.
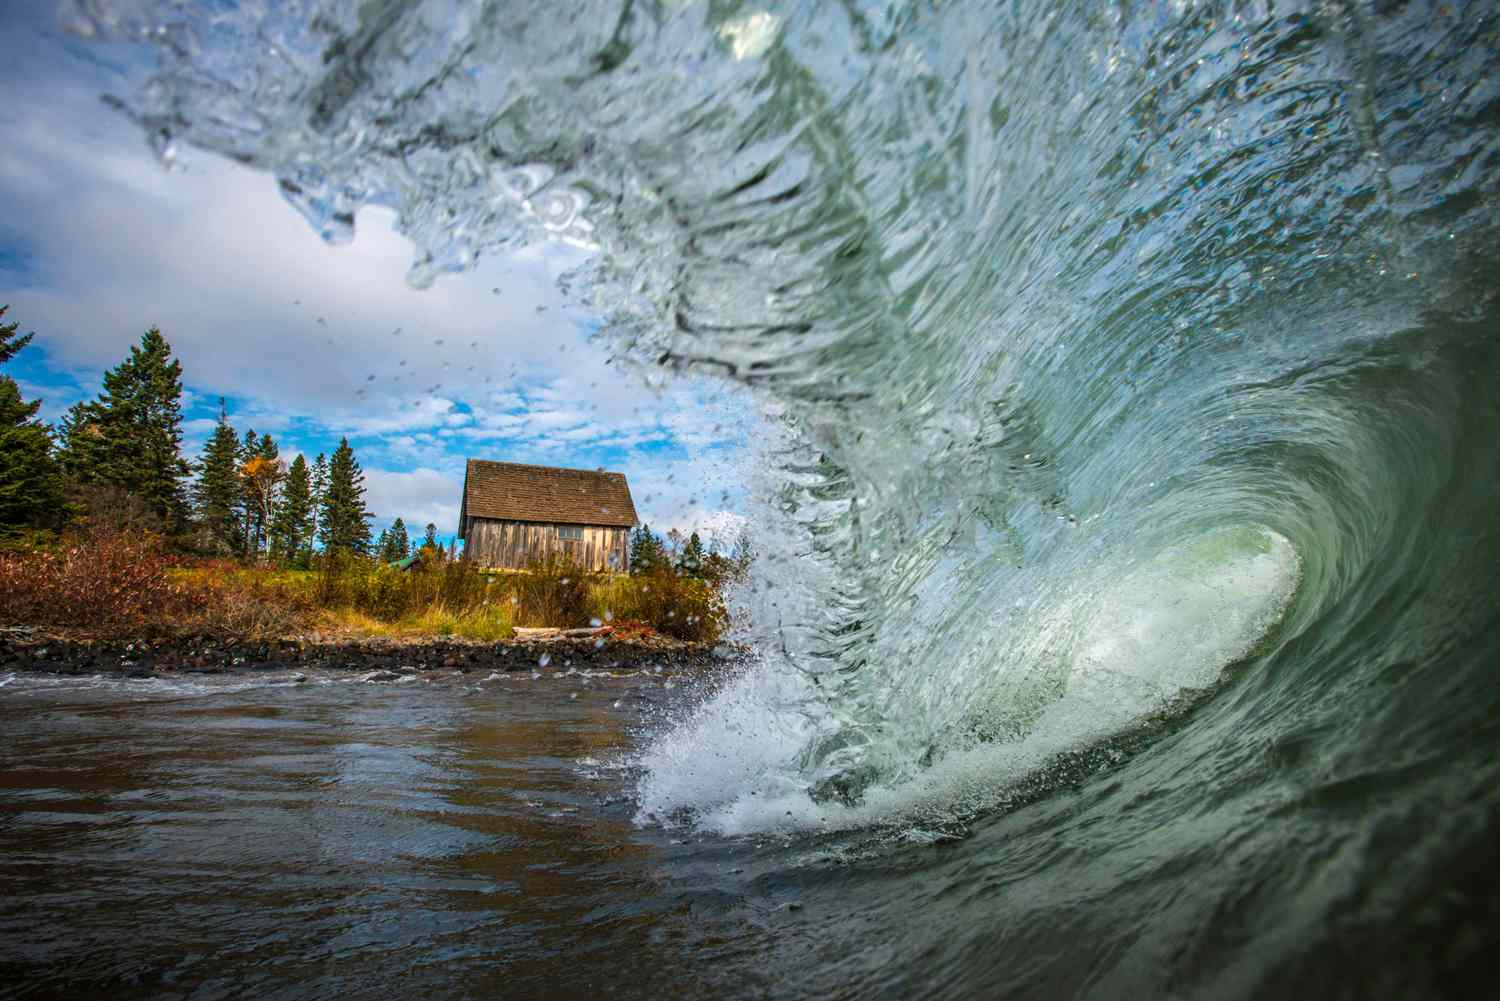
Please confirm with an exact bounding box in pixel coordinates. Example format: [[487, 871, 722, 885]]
[[363, 467, 462, 536], [0, 15, 766, 539]]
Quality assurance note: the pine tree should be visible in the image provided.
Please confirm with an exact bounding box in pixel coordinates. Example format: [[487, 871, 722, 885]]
[[423, 522, 439, 550], [236, 429, 260, 556], [54, 328, 189, 528], [269, 454, 313, 564], [389, 517, 410, 560], [309, 452, 328, 547], [0, 305, 34, 365], [55, 401, 106, 484], [193, 399, 241, 552], [629, 524, 666, 574], [678, 531, 707, 574], [0, 308, 64, 533], [376, 526, 394, 562], [318, 437, 371, 554]]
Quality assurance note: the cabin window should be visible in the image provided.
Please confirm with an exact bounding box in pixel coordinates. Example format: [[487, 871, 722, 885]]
[[557, 526, 584, 541]]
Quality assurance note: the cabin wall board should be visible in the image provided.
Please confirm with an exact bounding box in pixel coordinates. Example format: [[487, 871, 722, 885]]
[[464, 518, 630, 572]]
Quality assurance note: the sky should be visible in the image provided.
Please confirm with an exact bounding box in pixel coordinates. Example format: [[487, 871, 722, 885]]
[[0, 2, 755, 550]]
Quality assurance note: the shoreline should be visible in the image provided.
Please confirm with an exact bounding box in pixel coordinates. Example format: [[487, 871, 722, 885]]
[[0, 626, 725, 680]]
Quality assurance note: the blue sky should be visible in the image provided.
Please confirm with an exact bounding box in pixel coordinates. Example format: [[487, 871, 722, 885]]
[[0, 2, 754, 548]]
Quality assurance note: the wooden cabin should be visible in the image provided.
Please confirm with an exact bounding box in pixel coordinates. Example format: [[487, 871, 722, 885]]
[[457, 459, 638, 572]]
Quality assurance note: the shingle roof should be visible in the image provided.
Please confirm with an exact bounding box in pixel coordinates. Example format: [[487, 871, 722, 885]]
[[460, 459, 638, 532]]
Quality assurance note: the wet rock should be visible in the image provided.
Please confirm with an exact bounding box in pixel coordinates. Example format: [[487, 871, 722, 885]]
[[290, 672, 308, 683], [361, 670, 401, 683]]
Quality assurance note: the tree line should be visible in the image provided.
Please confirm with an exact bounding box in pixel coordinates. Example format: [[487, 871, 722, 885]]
[[0, 310, 396, 562], [628, 523, 748, 582]]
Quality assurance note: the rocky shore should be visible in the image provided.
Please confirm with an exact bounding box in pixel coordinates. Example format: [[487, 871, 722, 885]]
[[0, 626, 725, 680]]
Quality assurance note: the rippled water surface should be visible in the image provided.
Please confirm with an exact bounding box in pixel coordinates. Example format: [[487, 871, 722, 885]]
[[0, 671, 768, 1000], [16, 0, 1500, 996]]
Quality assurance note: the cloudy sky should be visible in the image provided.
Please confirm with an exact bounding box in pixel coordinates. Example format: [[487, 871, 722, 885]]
[[0, 2, 755, 547]]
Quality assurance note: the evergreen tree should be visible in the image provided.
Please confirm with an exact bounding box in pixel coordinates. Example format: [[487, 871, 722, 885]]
[[269, 454, 313, 564], [376, 526, 394, 562], [236, 429, 260, 555], [423, 522, 439, 551], [0, 305, 34, 365], [308, 452, 328, 547], [55, 401, 105, 484], [0, 308, 64, 533], [389, 517, 410, 560], [629, 523, 666, 574], [193, 399, 241, 552], [677, 531, 707, 574], [318, 437, 371, 554], [54, 328, 189, 528]]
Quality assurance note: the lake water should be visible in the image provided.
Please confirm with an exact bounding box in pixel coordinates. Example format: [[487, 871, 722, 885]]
[[0, 669, 790, 1000]]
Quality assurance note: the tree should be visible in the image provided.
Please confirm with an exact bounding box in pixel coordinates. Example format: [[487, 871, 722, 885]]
[[318, 437, 371, 554], [55, 328, 189, 528], [0, 304, 34, 365], [665, 527, 686, 562], [629, 523, 666, 574], [193, 399, 241, 553], [269, 454, 314, 564], [376, 526, 393, 561], [55, 401, 106, 484], [0, 308, 64, 534], [377, 519, 411, 562], [677, 531, 707, 574], [309, 451, 329, 548], [388, 517, 410, 560], [240, 453, 285, 561]]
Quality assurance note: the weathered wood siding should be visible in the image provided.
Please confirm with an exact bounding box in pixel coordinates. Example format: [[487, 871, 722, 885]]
[[463, 518, 630, 572]]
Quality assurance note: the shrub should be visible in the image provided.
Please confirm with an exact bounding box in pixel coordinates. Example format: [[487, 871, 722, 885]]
[[0, 529, 200, 633], [512, 554, 593, 627], [602, 565, 726, 642]]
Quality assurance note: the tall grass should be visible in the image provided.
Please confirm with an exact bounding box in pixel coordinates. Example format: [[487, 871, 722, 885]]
[[310, 553, 727, 642]]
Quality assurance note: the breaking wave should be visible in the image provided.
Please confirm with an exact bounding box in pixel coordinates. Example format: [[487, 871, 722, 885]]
[[68, 2, 1500, 987]]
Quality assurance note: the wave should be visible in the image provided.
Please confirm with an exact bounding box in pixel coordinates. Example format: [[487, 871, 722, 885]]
[[71, 0, 1500, 841]]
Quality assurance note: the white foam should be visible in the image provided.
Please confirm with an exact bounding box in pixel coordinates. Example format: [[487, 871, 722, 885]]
[[636, 528, 1300, 836]]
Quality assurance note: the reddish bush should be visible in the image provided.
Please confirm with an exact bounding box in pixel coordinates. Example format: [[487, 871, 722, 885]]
[[0, 531, 202, 634]]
